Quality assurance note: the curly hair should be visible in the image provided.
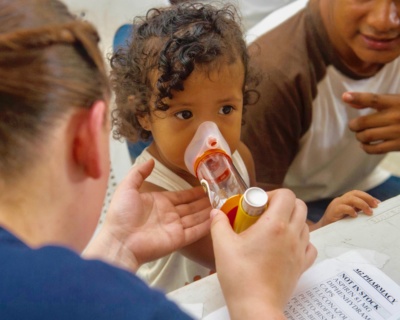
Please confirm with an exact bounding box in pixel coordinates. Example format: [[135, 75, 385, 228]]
[[110, 2, 259, 142]]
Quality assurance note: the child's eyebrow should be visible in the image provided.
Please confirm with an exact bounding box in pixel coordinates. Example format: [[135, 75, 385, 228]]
[[169, 97, 242, 108], [166, 101, 193, 108], [166, 95, 242, 107], [216, 96, 242, 104]]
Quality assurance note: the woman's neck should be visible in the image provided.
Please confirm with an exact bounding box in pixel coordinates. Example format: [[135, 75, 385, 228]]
[[0, 171, 67, 249]]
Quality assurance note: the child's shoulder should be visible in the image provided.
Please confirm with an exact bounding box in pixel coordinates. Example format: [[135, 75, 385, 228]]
[[133, 148, 192, 192]]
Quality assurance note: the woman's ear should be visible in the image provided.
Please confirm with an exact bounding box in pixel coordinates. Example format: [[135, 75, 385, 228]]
[[137, 114, 151, 132], [72, 100, 109, 179]]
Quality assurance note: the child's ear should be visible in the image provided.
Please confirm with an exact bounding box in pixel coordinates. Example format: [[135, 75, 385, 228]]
[[137, 114, 151, 132]]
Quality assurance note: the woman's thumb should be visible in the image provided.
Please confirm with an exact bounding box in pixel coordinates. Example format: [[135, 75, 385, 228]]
[[210, 209, 233, 243]]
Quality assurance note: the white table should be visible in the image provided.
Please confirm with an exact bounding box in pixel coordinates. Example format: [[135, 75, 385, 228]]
[[168, 194, 400, 318]]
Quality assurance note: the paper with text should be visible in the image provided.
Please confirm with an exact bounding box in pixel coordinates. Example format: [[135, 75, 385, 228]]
[[285, 252, 400, 320], [203, 251, 400, 320]]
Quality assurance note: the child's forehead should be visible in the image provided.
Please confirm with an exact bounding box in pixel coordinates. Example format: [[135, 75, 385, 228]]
[[149, 55, 243, 82], [150, 60, 245, 104]]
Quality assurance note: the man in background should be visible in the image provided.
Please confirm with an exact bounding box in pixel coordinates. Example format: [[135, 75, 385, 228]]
[[242, 0, 400, 222]]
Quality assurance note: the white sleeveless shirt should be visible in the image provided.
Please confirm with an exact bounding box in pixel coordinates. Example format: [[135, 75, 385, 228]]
[[134, 148, 250, 293]]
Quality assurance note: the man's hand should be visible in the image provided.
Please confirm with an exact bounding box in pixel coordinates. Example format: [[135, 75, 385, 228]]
[[84, 159, 211, 272], [343, 92, 400, 154]]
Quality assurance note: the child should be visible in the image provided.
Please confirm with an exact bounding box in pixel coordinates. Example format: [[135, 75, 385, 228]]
[[110, 3, 379, 293]]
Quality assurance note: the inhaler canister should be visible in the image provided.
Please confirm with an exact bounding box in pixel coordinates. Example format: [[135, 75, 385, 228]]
[[233, 187, 268, 233]]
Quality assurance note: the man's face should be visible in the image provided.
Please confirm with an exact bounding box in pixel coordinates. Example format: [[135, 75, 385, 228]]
[[321, 0, 400, 75]]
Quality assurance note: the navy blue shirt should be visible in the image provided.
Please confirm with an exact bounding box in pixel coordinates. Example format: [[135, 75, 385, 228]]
[[0, 227, 192, 319]]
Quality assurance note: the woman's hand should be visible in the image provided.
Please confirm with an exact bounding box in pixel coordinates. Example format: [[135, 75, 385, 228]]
[[210, 188, 317, 320], [84, 159, 211, 272]]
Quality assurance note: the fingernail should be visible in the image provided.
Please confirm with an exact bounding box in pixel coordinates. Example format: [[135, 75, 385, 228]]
[[343, 92, 354, 102]]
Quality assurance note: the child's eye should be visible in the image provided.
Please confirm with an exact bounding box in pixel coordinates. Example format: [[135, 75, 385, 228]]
[[219, 105, 234, 115], [175, 110, 193, 120]]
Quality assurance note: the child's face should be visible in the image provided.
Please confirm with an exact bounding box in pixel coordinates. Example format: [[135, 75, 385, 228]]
[[144, 59, 245, 177]]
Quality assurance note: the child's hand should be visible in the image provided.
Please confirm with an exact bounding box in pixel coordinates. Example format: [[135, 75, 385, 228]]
[[312, 190, 380, 231]]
